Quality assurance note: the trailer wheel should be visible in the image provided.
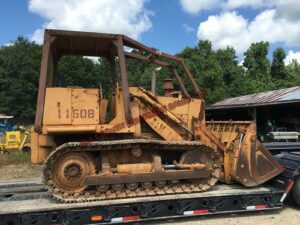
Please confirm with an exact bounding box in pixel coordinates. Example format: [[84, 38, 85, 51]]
[[291, 176, 300, 207]]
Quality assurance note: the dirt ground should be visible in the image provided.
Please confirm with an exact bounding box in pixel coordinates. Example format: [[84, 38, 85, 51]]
[[0, 152, 42, 181], [0, 153, 299, 224], [0, 163, 42, 181]]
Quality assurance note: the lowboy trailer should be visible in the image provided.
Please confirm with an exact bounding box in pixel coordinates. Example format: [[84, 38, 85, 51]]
[[0, 152, 299, 225]]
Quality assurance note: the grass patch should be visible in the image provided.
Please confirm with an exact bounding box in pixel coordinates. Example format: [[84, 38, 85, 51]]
[[0, 151, 42, 181], [0, 151, 31, 166]]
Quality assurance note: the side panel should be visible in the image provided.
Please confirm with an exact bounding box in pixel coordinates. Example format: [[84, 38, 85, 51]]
[[43, 88, 72, 125], [71, 89, 99, 125], [31, 129, 54, 164], [157, 96, 202, 130], [43, 88, 100, 126]]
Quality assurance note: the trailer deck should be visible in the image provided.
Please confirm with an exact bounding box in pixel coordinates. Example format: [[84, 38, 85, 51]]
[[0, 182, 287, 225]]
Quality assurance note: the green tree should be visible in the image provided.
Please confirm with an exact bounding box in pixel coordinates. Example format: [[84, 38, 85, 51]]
[[0, 37, 41, 118], [214, 47, 249, 97], [1, 35, 298, 117], [126, 50, 152, 89], [216, 47, 240, 85], [271, 48, 287, 79], [57, 56, 113, 97], [286, 59, 300, 86], [243, 42, 270, 78], [180, 40, 226, 104], [125, 50, 174, 96], [243, 41, 271, 92], [93, 57, 112, 97], [57, 56, 98, 88]]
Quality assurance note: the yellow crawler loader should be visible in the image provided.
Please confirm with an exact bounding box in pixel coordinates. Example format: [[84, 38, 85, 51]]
[[31, 29, 283, 203], [0, 129, 30, 153]]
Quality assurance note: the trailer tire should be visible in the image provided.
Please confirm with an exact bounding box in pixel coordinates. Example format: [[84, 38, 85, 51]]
[[291, 176, 300, 207]]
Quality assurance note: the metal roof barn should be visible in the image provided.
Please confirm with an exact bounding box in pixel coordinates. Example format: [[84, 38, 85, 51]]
[[207, 86, 300, 110]]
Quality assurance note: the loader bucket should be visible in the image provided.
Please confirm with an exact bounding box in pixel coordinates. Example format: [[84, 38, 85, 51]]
[[206, 121, 284, 187]]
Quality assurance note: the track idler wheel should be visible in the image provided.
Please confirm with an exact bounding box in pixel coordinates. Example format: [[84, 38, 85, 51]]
[[50, 152, 96, 193]]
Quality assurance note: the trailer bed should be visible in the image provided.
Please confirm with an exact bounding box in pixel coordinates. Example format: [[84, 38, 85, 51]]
[[0, 182, 286, 225]]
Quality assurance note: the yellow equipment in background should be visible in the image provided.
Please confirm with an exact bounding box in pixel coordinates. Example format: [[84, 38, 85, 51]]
[[0, 129, 30, 153]]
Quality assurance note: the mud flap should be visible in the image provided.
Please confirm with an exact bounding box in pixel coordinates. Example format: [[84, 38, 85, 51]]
[[232, 135, 284, 187]]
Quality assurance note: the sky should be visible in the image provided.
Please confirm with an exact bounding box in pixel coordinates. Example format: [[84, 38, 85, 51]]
[[1, 0, 300, 64]]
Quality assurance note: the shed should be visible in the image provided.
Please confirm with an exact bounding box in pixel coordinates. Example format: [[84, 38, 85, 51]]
[[206, 86, 300, 147]]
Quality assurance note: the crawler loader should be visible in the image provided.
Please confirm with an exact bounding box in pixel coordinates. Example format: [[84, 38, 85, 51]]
[[0, 115, 30, 153], [31, 29, 283, 203]]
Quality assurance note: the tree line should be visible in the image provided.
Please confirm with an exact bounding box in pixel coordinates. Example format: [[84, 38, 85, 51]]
[[0, 37, 299, 120]]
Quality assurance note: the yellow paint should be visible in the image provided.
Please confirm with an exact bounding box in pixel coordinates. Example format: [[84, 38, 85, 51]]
[[33, 86, 210, 163], [0, 130, 29, 152]]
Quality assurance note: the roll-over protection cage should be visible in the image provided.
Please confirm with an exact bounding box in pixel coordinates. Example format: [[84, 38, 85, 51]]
[[34, 29, 204, 133]]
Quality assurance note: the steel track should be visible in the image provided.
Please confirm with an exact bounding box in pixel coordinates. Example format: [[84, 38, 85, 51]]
[[43, 139, 222, 203]]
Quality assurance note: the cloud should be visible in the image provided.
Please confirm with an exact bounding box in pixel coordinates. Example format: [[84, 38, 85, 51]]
[[183, 23, 195, 33], [28, 0, 152, 44], [180, 0, 220, 14], [197, 11, 249, 55], [197, 9, 300, 55], [275, 0, 300, 22], [180, 0, 300, 16], [238, 59, 244, 66], [0, 42, 13, 49], [225, 0, 273, 10], [180, 0, 274, 14], [180, 0, 300, 56], [285, 50, 300, 65], [3, 42, 14, 47]]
